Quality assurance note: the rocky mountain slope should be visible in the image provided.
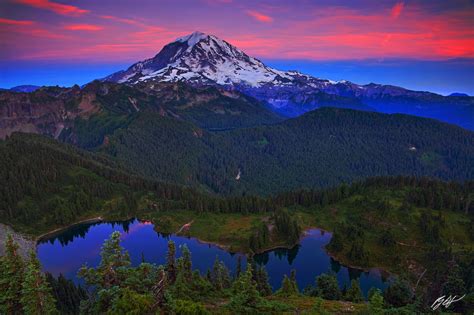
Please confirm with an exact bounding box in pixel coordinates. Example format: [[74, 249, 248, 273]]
[[0, 81, 282, 140]]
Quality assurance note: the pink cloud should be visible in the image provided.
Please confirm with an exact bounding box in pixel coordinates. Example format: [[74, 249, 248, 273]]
[[246, 10, 273, 23], [14, 0, 89, 16], [391, 2, 405, 19], [64, 24, 103, 31], [0, 18, 34, 25], [0, 18, 68, 40], [3, 2, 473, 62]]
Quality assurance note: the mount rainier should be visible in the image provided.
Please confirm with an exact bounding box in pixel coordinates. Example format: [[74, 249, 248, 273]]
[[104, 31, 473, 128]]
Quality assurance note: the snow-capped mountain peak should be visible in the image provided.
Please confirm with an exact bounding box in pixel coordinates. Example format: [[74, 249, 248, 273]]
[[175, 31, 208, 47], [104, 31, 296, 87]]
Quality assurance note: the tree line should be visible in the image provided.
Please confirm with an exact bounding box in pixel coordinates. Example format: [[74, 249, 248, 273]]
[[1, 232, 449, 314], [1, 134, 472, 246]]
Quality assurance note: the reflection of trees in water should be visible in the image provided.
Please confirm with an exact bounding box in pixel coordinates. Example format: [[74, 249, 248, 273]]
[[254, 252, 269, 265], [39, 219, 136, 247], [287, 245, 299, 264], [330, 257, 341, 274], [380, 270, 391, 283], [109, 219, 134, 233], [111, 220, 131, 233], [254, 245, 300, 266], [348, 268, 363, 282], [155, 231, 171, 239], [40, 223, 96, 247]]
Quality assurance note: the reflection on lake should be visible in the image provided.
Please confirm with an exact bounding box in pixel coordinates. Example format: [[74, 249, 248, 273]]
[[38, 219, 391, 297]]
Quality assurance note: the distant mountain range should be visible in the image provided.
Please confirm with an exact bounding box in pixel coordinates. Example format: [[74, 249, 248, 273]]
[[104, 31, 474, 130], [449, 92, 470, 97], [0, 85, 41, 93], [0, 80, 472, 195]]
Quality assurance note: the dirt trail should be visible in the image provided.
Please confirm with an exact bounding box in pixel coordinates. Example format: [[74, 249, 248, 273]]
[[176, 220, 194, 234]]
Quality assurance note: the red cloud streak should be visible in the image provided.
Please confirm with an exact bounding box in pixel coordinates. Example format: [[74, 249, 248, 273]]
[[0, 18, 34, 25], [14, 0, 89, 16], [246, 10, 273, 23], [391, 2, 405, 19], [64, 24, 103, 31]]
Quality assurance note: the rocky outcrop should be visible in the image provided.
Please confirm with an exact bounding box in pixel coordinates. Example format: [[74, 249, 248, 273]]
[[0, 86, 99, 139], [0, 223, 35, 258]]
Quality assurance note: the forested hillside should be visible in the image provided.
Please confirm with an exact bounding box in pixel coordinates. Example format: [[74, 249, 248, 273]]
[[0, 133, 196, 234], [100, 107, 474, 195], [2, 82, 473, 196]]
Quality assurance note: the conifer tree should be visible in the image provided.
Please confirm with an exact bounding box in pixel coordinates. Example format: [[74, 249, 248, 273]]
[[79, 231, 131, 289], [278, 275, 296, 296], [21, 251, 57, 315], [219, 261, 232, 289], [211, 257, 223, 290], [236, 256, 242, 278], [368, 289, 385, 314], [178, 244, 192, 281], [227, 263, 262, 312], [315, 273, 341, 300], [290, 269, 299, 294], [442, 264, 466, 296], [0, 234, 25, 314], [171, 272, 194, 300], [384, 278, 412, 307], [45, 273, 86, 315], [166, 241, 177, 284], [345, 279, 363, 302], [255, 266, 272, 296]]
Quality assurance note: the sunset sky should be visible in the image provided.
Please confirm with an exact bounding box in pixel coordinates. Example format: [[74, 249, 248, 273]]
[[1, 0, 473, 94]]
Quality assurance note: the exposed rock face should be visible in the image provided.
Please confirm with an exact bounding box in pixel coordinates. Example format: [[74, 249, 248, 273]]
[[0, 81, 282, 141], [0, 91, 65, 139], [0, 223, 35, 258], [0, 86, 100, 139]]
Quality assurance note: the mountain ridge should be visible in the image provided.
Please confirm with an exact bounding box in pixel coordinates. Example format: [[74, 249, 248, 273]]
[[104, 31, 474, 129], [97, 106, 474, 195]]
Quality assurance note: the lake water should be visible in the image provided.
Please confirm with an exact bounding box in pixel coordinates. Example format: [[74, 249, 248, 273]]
[[37, 219, 391, 297]]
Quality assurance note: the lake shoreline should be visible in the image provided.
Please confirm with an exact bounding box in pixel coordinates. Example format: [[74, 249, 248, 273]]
[[37, 218, 392, 296], [12, 215, 390, 280], [32, 215, 325, 257], [36, 216, 105, 243], [176, 225, 325, 256]]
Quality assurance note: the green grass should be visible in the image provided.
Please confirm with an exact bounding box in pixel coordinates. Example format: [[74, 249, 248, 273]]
[[146, 211, 266, 252], [143, 209, 322, 253], [203, 295, 368, 314]]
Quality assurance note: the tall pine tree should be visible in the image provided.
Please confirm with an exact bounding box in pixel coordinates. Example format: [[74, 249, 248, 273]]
[[0, 234, 25, 314], [166, 241, 177, 284], [20, 251, 57, 315]]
